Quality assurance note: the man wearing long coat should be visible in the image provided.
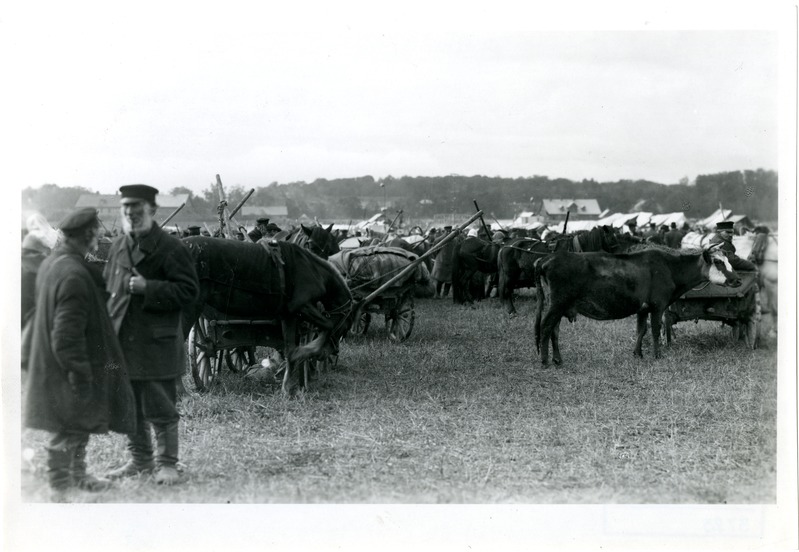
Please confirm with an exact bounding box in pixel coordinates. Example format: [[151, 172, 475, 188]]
[[104, 184, 199, 485], [24, 208, 136, 500], [431, 225, 456, 298]]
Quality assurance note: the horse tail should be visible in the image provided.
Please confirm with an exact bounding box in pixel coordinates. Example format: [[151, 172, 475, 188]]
[[451, 240, 465, 304], [534, 257, 545, 354]]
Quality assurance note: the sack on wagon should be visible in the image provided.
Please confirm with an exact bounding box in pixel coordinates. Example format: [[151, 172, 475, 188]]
[[328, 246, 434, 296]]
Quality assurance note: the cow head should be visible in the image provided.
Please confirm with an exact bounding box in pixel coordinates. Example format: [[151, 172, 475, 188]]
[[703, 244, 742, 287]]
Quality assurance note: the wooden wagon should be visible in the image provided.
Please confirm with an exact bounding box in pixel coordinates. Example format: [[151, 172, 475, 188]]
[[664, 271, 761, 349]]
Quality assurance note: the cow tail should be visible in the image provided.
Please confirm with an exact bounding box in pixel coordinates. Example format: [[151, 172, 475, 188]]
[[534, 257, 545, 354]]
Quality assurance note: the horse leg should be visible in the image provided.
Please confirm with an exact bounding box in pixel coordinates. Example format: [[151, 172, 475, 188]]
[[551, 318, 563, 365], [650, 308, 664, 358], [281, 319, 300, 396], [634, 311, 648, 357], [539, 306, 563, 367], [501, 265, 519, 315]]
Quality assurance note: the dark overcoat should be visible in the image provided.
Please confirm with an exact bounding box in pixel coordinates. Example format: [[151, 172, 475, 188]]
[[104, 223, 200, 380], [24, 245, 136, 434], [431, 234, 456, 283]]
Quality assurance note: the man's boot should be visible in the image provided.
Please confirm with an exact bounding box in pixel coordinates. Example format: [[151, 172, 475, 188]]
[[71, 436, 112, 491], [46, 447, 72, 502], [107, 425, 155, 479], [153, 422, 180, 485]]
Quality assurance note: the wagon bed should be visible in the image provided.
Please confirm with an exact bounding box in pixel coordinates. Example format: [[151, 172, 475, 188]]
[[665, 271, 761, 349]]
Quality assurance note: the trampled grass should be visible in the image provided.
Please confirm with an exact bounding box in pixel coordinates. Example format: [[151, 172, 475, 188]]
[[20, 291, 778, 503]]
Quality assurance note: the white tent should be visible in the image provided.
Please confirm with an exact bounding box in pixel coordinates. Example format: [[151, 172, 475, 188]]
[[649, 212, 688, 228], [699, 208, 733, 228]]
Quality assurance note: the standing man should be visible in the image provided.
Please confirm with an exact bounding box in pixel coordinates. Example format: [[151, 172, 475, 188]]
[[24, 208, 135, 501], [664, 222, 685, 249], [431, 225, 456, 298], [247, 217, 271, 242], [104, 185, 199, 485]]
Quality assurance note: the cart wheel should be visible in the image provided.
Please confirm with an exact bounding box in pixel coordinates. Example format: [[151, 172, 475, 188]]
[[349, 311, 371, 336], [225, 347, 257, 373], [387, 294, 415, 342], [189, 318, 216, 391]]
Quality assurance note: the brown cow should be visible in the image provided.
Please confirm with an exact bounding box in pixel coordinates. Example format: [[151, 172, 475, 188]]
[[534, 247, 741, 366]]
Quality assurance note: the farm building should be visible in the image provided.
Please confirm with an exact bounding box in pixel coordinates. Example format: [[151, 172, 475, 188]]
[[534, 199, 602, 222], [75, 192, 191, 227], [239, 205, 289, 223]]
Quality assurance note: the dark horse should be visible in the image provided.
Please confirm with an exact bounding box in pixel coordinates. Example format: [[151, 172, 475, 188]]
[[273, 223, 340, 260], [450, 235, 500, 305], [498, 226, 642, 314], [181, 237, 354, 394]]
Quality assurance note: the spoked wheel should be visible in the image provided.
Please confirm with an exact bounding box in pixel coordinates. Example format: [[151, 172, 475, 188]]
[[189, 317, 218, 391], [387, 293, 415, 342], [225, 346, 257, 373]]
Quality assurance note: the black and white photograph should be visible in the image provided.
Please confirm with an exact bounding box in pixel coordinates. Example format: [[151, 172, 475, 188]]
[[3, 1, 797, 550]]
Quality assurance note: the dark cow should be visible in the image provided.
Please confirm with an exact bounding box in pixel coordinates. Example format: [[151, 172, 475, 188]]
[[534, 247, 742, 366]]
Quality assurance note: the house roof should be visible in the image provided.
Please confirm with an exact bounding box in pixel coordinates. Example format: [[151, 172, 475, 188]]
[[240, 205, 289, 217], [75, 193, 189, 209], [541, 199, 602, 216]]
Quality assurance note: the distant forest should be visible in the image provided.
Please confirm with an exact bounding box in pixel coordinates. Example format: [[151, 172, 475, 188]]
[[22, 168, 778, 224]]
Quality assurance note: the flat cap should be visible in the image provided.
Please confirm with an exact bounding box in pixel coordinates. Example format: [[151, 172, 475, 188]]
[[715, 221, 735, 231], [256, 217, 270, 225], [119, 184, 159, 204], [59, 207, 99, 232]]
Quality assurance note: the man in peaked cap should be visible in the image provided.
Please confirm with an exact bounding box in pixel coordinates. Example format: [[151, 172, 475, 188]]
[[247, 217, 270, 242], [104, 185, 200, 486], [709, 220, 756, 272], [24, 207, 136, 501]]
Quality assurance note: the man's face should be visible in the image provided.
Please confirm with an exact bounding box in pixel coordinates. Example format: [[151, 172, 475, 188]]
[[87, 225, 102, 252], [121, 200, 155, 235]]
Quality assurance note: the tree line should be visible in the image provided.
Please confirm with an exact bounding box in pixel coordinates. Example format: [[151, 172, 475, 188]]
[[22, 168, 778, 224]]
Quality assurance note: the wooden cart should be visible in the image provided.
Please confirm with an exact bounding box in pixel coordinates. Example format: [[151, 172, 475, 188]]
[[664, 271, 761, 349]]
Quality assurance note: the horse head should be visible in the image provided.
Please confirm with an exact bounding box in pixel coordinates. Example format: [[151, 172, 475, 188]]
[[299, 223, 340, 259]]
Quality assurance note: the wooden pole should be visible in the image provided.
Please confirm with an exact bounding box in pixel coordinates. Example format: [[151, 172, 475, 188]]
[[562, 210, 570, 234], [159, 202, 186, 228], [358, 210, 483, 305], [473, 200, 492, 238], [215, 174, 234, 239], [229, 188, 255, 219]]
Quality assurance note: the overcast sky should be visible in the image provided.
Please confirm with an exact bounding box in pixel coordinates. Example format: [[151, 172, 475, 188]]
[[3, 2, 788, 196]]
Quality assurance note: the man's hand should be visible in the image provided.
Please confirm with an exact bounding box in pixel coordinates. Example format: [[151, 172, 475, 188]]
[[129, 267, 147, 295]]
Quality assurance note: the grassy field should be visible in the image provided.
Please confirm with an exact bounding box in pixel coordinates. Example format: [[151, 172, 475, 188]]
[[20, 291, 778, 504]]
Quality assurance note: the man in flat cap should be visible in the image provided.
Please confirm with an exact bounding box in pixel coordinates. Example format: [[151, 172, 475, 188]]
[[104, 185, 200, 485], [709, 220, 756, 272], [247, 217, 270, 242], [24, 208, 136, 501], [264, 222, 282, 239]]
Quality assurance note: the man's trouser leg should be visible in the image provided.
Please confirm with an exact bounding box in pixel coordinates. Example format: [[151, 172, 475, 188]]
[[141, 379, 181, 484], [71, 435, 112, 491], [107, 381, 155, 479], [46, 432, 85, 500]]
